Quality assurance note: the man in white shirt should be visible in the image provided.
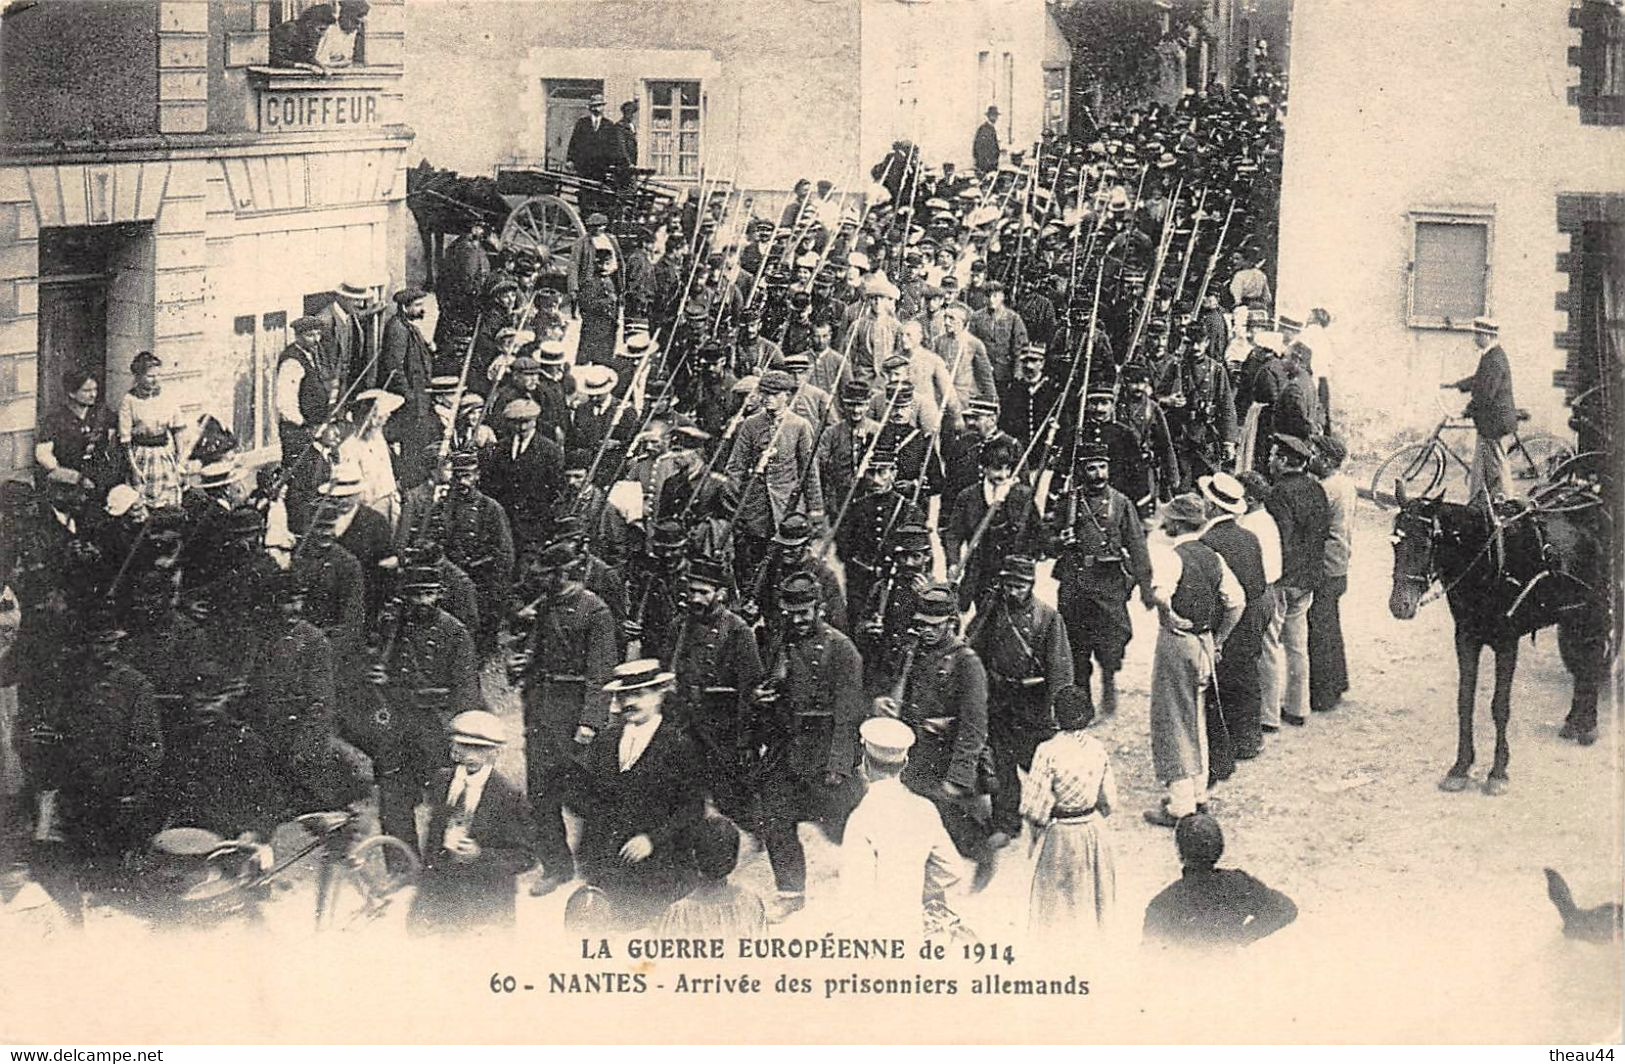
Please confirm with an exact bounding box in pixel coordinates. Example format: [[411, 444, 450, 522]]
[[838, 717, 966, 942], [1143, 494, 1245, 827]]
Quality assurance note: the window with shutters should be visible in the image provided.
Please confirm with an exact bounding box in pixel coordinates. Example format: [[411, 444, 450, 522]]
[[1406, 208, 1494, 330], [646, 80, 702, 179]]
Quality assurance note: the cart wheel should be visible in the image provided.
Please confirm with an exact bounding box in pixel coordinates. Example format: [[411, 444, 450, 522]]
[[502, 194, 585, 274]]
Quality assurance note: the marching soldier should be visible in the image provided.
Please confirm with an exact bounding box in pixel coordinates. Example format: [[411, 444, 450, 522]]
[[60, 607, 164, 877], [834, 444, 924, 623], [669, 556, 764, 823], [943, 434, 1041, 611], [1117, 362, 1180, 513], [439, 449, 515, 657], [942, 397, 1004, 505], [1049, 439, 1153, 717], [749, 571, 866, 922], [742, 512, 848, 636], [999, 344, 1065, 450], [624, 518, 689, 664], [871, 582, 990, 860], [860, 522, 935, 694], [968, 555, 1073, 846], [511, 542, 617, 898], [369, 563, 481, 867], [1168, 328, 1239, 489], [723, 369, 824, 589], [816, 381, 882, 519]]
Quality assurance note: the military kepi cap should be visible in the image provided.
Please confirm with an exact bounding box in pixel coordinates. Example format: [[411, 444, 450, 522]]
[[911, 581, 957, 623]]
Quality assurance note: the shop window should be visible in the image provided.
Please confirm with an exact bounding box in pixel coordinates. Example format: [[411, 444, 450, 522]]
[[1570, 0, 1625, 125], [647, 80, 702, 178], [1407, 208, 1493, 330]]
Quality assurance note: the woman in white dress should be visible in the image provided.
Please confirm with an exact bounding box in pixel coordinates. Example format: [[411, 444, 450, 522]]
[[117, 352, 188, 510], [339, 389, 403, 529], [1021, 683, 1118, 949]]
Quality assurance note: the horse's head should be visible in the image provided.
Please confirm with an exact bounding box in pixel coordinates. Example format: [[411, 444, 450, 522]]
[[1389, 485, 1442, 620]]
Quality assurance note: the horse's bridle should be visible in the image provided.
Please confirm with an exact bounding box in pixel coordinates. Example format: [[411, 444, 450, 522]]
[[1391, 506, 1441, 588]]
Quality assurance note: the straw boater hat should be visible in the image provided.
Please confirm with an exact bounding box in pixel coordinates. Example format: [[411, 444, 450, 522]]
[[355, 387, 405, 419], [604, 658, 676, 694], [337, 279, 371, 301], [574, 363, 618, 397], [1198, 472, 1248, 516], [199, 460, 243, 491]]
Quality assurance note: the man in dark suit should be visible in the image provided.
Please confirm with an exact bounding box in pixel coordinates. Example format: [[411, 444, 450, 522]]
[[566, 93, 624, 186], [972, 106, 1001, 175], [1449, 316, 1518, 503], [379, 288, 436, 459], [409, 710, 538, 933], [569, 660, 704, 930], [614, 100, 640, 187], [482, 397, 564, 549], [318, 279, 377, 393]]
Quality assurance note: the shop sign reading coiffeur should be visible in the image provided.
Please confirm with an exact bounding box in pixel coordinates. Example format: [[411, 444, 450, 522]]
[[260, 90, 380, 131]]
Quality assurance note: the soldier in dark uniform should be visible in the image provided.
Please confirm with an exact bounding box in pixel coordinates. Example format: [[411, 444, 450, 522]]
[[860, 522, 935, 695], [741, 512, 848, 637], [834, 446, 923, 626], [435, 220, 495, 346], [875, 383, 945, 513], [816, 381, 882, 519], [123, 567, 209, 734], [243, 568, 366, 815], [669, 557, 763, 823], [679, 343, 741, 441], [510, 542, 617, 897], [60, 608, 164, 879], [1117, 362, 1180, 516], [625, 518, 689, 664], [440, 449, 515, 658], [999, 344, 1065, 449], [368, 564, 481, 868], [871, 582, 989, 860], [1048, 440, 1153, 718], [942, 397, 1002, 505], [968, 556, 1073, 845], [943, 434, 1042, 611], [749, 572, 866, 923], [542, 513, 630, 657], [1169, 329, 1239, 489]]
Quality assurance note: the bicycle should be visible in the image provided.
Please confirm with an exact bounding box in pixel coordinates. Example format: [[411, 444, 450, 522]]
[[1367, 391, 1574, 509], [147, 810, 420, 931]]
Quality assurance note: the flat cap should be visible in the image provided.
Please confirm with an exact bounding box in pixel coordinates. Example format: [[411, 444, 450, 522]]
[[502, 398, 541, 420], [392, 287, 428, 305], [448, 710, 506, 746], [758, 369, 797, 395]]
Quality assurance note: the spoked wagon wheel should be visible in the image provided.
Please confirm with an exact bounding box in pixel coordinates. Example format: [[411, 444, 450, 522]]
[[502, 193, 585, 274]]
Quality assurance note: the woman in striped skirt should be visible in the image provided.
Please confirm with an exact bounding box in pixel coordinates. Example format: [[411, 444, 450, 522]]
[[117, 351, 188, 510], [1021, 683, 1118, 949]]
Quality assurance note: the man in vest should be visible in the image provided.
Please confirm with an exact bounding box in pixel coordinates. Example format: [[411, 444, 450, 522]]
[[275, 315, 340, 467], [1143, 494, 1245, 827], [1198, 472, 1269, 779], [1448, 316, 1518, 503]]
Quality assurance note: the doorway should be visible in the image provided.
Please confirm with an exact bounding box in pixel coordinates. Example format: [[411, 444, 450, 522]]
[[543, 78, 604, 168], [36, 223, 153, 426]]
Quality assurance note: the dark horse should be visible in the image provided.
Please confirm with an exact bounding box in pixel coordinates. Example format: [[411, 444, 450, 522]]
[[1388, 488, 1614, 794]]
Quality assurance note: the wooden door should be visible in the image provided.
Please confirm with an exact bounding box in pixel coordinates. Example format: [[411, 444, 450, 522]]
[[543, 79, 603, 168], [36, 280, 108, 425]]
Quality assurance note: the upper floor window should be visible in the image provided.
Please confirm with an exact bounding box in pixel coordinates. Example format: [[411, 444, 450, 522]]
[[1407, 207, 1494, 330], [1571, 0, 1625, 126], [647, 80, 701, 178], [269, 0, 368, 71]]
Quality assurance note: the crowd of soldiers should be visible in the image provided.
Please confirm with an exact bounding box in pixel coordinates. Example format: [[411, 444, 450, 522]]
[[2, 76, 1340, 935]]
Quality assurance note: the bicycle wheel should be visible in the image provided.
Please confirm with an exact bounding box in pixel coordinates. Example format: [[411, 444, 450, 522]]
[[329, 833, 420, 928], [1507, 431, 1575, 491], [1368, 442, 1446, 509]]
